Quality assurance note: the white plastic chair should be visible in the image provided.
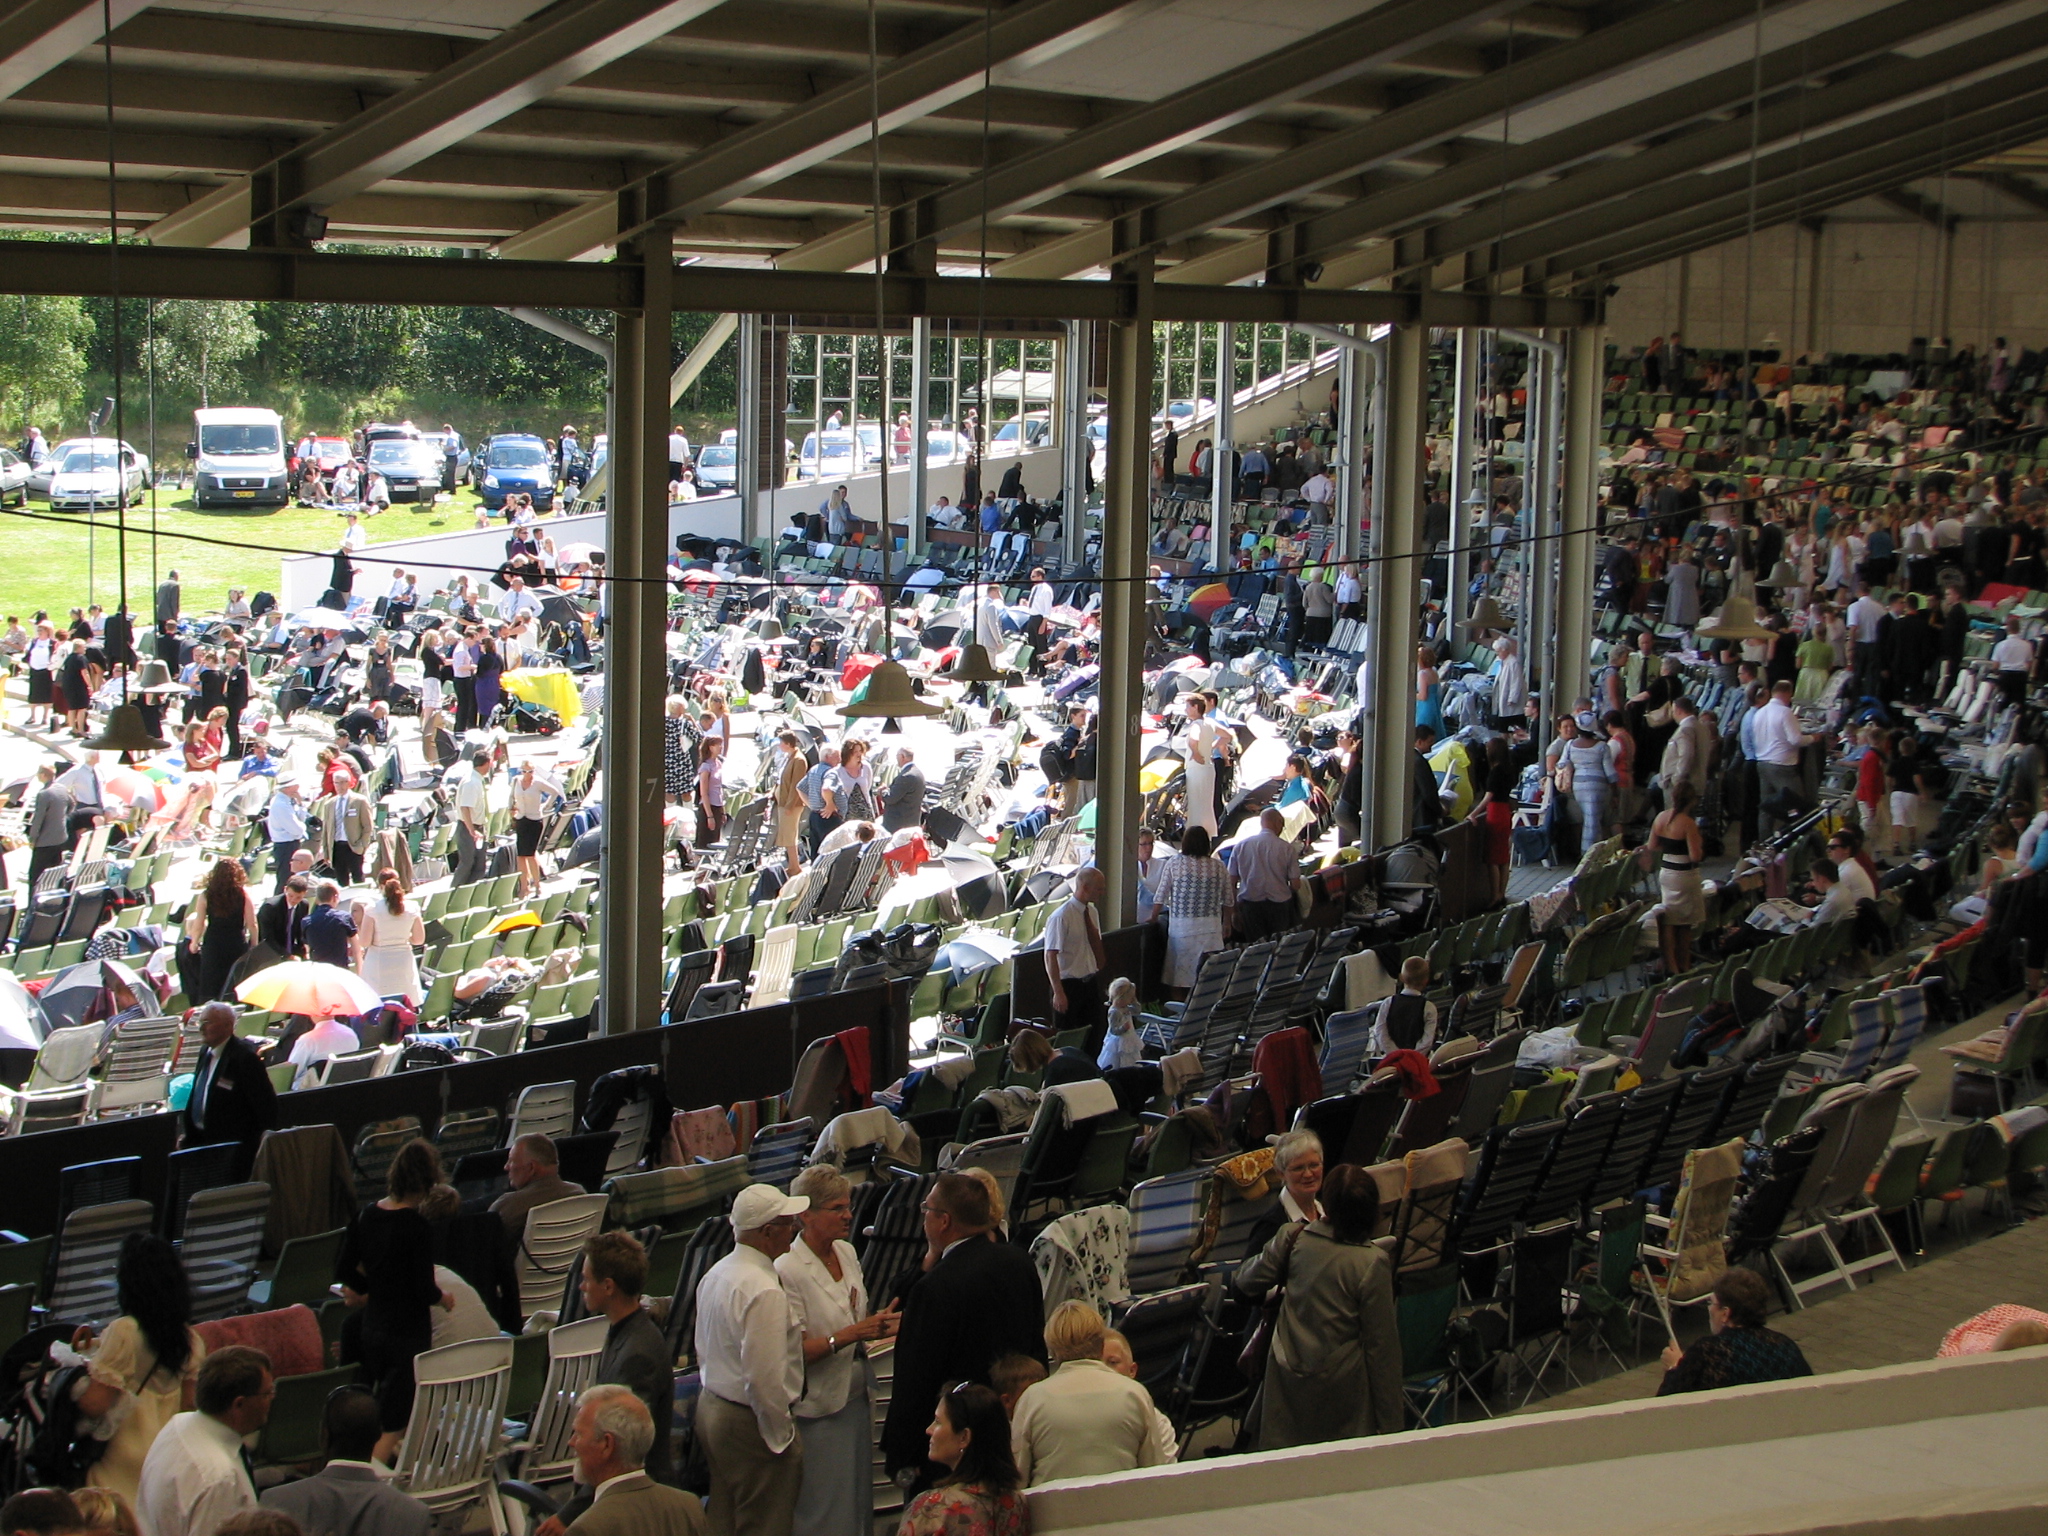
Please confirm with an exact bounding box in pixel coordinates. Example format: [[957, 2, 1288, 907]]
[[513, 1194, 610, 1322], [507, 1081, 577, 1144], [392, 1337, 514, 1536], [602, 1097, 652, 1181], [500, 1314, 607, 1490], [96, 1016, 181, 1117], [750, 925, 798, 1007]]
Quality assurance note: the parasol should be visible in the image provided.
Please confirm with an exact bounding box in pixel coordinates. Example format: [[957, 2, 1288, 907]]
[[236, 960, 383, 1019]]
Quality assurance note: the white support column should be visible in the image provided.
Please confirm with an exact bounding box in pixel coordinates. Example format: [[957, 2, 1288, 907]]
[[1350, 333, 1383, 841], [599, 214, 672, 1034], [1369, 323, 1427, 852], [1061, 318, 1091, 563], [1210, 321, 1235, 561], [1557, 324, 1602, 714], [910, 315, 931, 560], [736, 311, 761, 549], [1449, 328, 1478, 621]]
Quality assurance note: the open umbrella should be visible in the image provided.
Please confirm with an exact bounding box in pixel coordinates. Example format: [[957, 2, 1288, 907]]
[[0, 971, 47, 1052], [104, 766, 166, 812], [291, 606, 358, 629], [236, 960, 382, 1019], [933, 928, 1019, 986], [1187, 582, 1233, 622], [39, 959, 148, 1031], [554, 542, 600, 566]]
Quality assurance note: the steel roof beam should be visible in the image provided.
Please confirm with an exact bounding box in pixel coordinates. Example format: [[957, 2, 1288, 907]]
[[1165, 0, 1993, 290], [1878, 186, 1960, 232], [145, 0, 739, 249], [0, 237, 1595, 325], [1955, 169, 2048, 217], [496, 0, 1160, 262], [994, 0, 1773, 281], [0, 0, 148, 100], [1528, 86, 2048, 278], [774, 0, 1517, 276], [1413, 3, 2048, 282]]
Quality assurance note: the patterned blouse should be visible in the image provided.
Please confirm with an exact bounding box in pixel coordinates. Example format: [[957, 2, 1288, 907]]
[[899, 1484, 1029, 1536], [1657, 1326, 1812, 1394], [1153, 853, 1231, 920]]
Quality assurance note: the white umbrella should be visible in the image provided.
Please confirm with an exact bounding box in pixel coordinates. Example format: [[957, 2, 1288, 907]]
[[0, 972, 47, 1052], [236, 960, 382, 1019], [555, 542, 600, 566], [291, 606, 361, 630], [39, 959, 147, 1031]]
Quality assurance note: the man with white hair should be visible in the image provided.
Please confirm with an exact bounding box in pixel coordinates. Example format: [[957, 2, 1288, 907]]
[[693, 1185, 807, 1536], [561, 1386, 707, 1536], [1231, 807, 1302, 942]]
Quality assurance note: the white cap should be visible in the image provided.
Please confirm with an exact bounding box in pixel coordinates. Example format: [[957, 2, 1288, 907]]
[[731, 1184, 809, 1232]]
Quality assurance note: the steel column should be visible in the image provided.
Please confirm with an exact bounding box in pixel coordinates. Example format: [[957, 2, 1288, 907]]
[[1061, 318, 1090, 563], [1369, 323, 1426, 851], [1449, 327, 1478, 621], [1556, 325, 1601, 715], [737, 311, 762, 548], [1348, 334, 1379, 835], [1209, 321, 1235, 567], [1097, 245, 1155, 928], [599, 215, 672, 1034], [910, 316, 932, 560]]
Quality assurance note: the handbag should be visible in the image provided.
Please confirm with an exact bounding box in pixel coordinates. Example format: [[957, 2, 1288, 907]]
[[1645, 702, 1674, 729], [1236, 1221, 1305, 1382]]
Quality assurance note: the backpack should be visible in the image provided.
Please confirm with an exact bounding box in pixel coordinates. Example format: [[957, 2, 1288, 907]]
[[1039, 740, 1071, 784]]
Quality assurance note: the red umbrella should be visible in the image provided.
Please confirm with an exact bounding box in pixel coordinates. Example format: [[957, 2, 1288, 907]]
[[1188, 582, 1232, 622]]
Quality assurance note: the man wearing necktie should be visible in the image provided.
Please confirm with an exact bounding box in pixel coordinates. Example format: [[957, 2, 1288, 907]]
[[183, 1001, 279, 1178]]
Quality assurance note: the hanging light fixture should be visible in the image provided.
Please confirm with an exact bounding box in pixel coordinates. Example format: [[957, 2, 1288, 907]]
[[839, 658, 944, 731], [1462, 595, 1511, 633], [945, 641, 1007, 684], [1697, 590, 1777, 642], [84, 702, 170, 754]]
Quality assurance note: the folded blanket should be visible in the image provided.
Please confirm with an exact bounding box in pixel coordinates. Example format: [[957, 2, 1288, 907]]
[[1045, 1077, 1118, 1125]]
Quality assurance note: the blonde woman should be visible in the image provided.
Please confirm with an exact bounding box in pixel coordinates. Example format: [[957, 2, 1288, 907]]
[[1010, 1301, 1163, 1486]]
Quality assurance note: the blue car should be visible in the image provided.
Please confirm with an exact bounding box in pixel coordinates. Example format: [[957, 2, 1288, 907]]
[[475, 434, 556, 510]]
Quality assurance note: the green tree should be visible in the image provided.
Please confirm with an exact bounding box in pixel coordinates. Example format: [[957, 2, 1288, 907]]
[[0, 294, 93, 435], [147, 300, 260, 407]]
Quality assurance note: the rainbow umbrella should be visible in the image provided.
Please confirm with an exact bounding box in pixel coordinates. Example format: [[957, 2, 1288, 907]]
[[1187, 582, 1232, 622]]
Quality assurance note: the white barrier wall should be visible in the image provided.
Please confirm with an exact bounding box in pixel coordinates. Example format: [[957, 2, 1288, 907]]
[[1028, 1348, 2048, 1536]]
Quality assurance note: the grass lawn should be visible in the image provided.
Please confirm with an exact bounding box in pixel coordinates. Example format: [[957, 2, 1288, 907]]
[[0, 485, 494, 619]]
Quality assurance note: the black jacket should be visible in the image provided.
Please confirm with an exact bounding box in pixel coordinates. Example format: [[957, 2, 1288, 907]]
[[183, 1034, 279, 1173], [257, 893, 306, 958], [881, 1233, 1044, 1475]]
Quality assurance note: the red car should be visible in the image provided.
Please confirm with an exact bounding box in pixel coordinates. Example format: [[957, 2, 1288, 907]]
[[290, 435, 353, 487]]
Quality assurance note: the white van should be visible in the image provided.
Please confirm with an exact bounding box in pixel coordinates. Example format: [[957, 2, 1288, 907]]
[[189, 406, 289, 508]]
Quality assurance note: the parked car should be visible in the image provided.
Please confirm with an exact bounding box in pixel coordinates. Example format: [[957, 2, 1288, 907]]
[[696, 442, 737, 490], [987, 413, 1052, 457], [292, 435, 354, 490], [41, 437, 149, 510], [475, 433, 557, 510], [797, 430, 870, 481], [367, 437, 446, 501], [0, 446, 28, 506], [1154, 397, 1213, 427], [420, 428, 471, 486], [190, 406, 288, 508]]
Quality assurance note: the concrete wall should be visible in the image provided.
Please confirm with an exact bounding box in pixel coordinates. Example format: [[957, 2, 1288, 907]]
[[1029, 1348, 2048, 1536], [1606, 216, 2048, 359]]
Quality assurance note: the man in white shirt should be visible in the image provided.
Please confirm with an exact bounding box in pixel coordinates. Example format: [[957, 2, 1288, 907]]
[[1993, 616, 2036, 706], [1751, 680, 1816, 836], [267, 777, 309, 893], [667, 427, 693, 483], [694, 1184, 807, 1536], [1333, 565, 1362, 618], [286, 1012, 363, 1088], [451, 748, 492, 887], [1044, 865, 1107, 1053], [502, 575, 544, 624], [136, 1346, 274, 1536], [928, 495, 963, 530], [340, 510, 367, 551], [1301, 469, 1334, 507], [1806, 859, 1859, 927], [1846, 585, 1884, 689]]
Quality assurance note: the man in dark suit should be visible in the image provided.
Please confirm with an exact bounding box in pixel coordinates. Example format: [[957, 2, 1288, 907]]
[[183, 1000, 278, 1177], [260, 1384, 432, 1536], [878, 746, 926, 834], [154, 570, 180, 628], [302, 881, 357, 968], [257, 873, 310, 959], [880, 1172, 1044, 1489]]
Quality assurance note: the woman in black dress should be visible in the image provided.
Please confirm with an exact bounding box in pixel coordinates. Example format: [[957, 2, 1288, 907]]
[[181, 857, 255, 1005], [56, 638, 93, 737], [336, 1138, 452, 1461]]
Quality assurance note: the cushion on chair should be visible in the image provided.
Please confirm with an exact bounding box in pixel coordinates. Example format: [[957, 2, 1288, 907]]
[[194, 1303, 325, 1378]]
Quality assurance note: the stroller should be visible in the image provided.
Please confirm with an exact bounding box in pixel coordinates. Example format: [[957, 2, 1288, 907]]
[[0, 1325, 100, 1495], [497, 695, 563, 736]]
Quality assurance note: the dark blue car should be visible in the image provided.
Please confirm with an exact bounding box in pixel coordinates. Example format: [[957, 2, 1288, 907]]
[[475, 434, 556, 510]]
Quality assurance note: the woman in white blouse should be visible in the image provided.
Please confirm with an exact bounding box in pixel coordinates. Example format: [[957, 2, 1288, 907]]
[[776, 1166, 899, 1536]]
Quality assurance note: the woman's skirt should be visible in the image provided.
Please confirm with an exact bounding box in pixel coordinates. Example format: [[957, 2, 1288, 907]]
[[1183, 758, 1218, 837], [26, 668, 51, 705], [1164, 913, 1225, 987], [1484, 799, 1513, 866], [791, 1388, 870, 1536], [1793, 666, 1833, 705], [514, 815, 544, 857], [1656, 864, 1706, 928]]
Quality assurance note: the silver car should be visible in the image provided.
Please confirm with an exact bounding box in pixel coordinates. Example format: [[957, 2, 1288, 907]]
[[0, 447, 27, 507], [42, 438, 150, 511], [367, 438, 446, 501]]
